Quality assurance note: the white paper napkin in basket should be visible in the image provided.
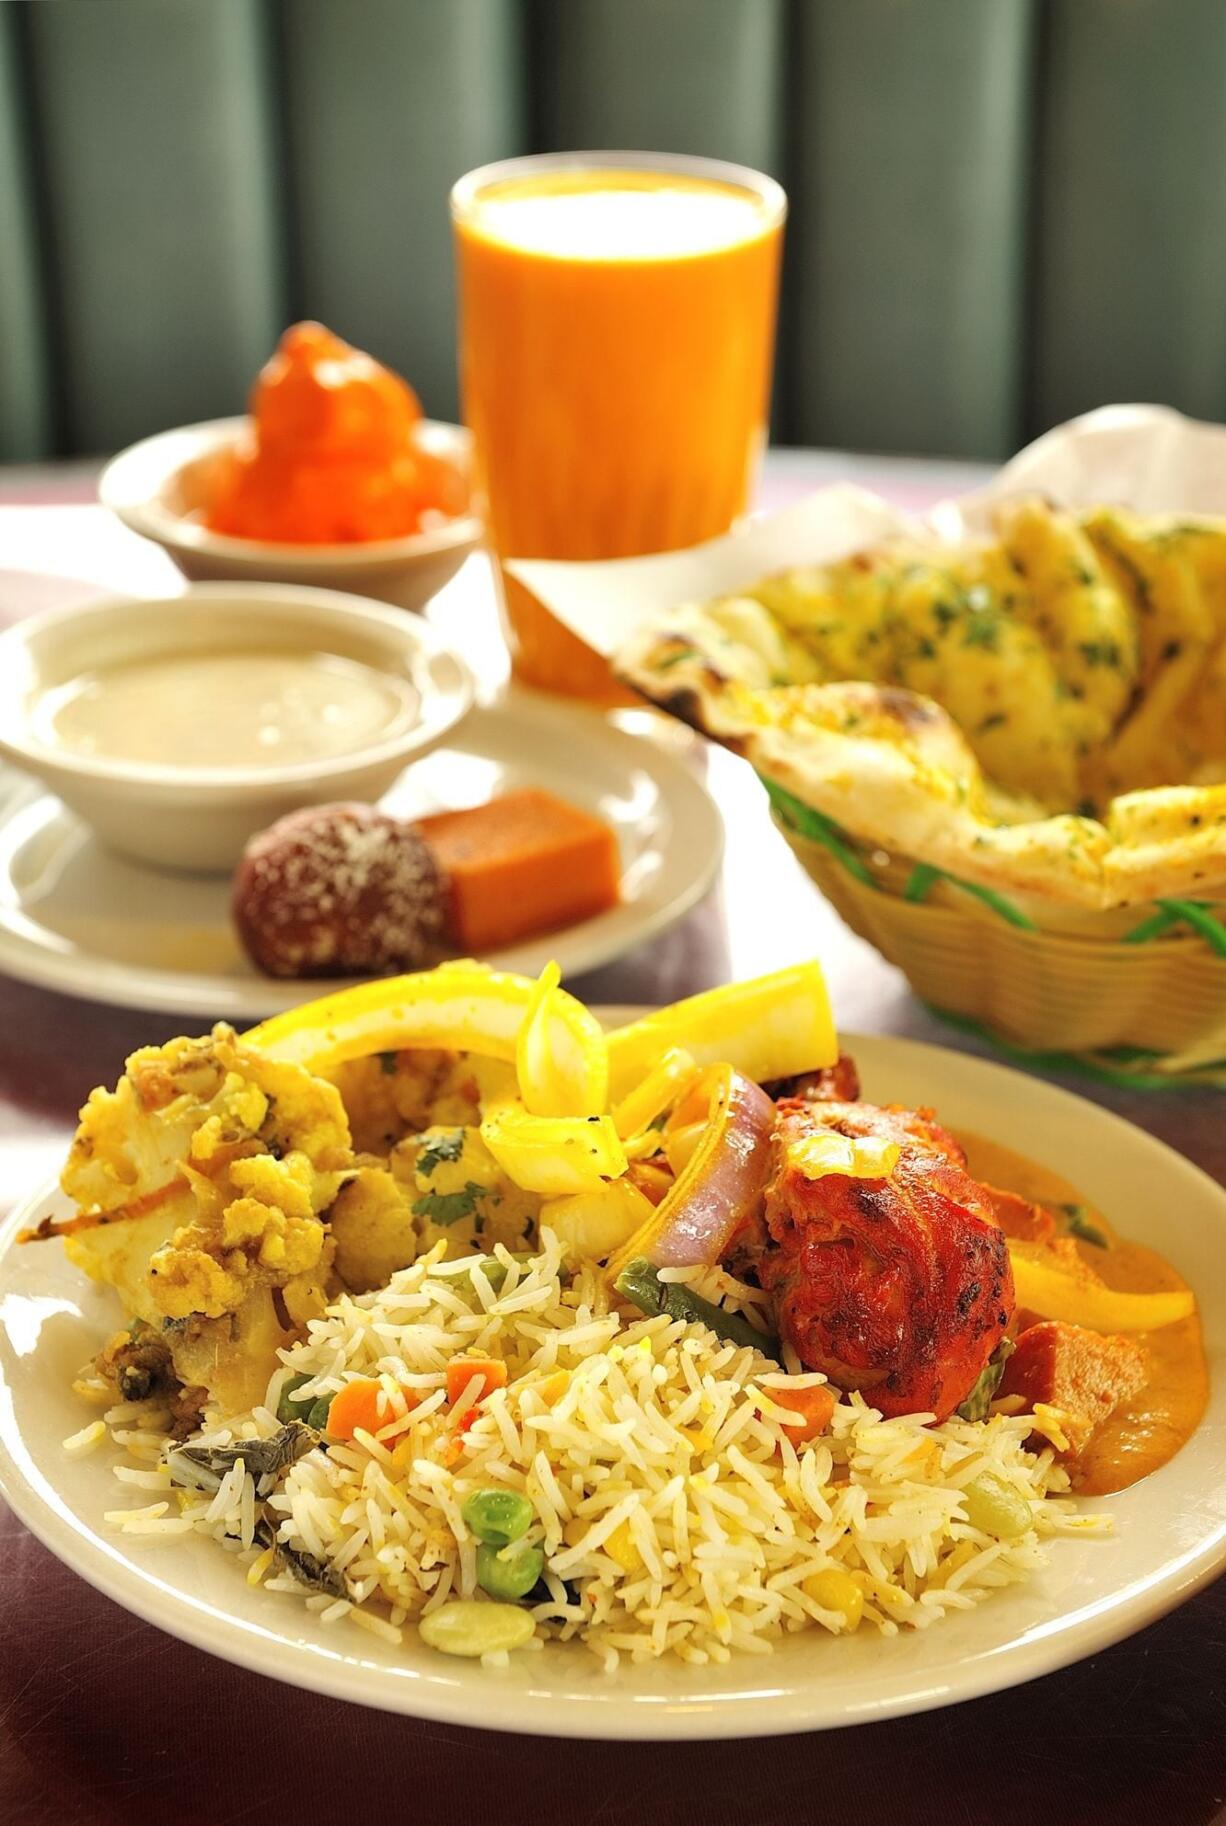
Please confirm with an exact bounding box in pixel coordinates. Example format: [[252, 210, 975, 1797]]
[[509, 404, 1226, 656]]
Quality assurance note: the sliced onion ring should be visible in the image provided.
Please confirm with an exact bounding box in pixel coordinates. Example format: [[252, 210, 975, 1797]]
[[605, 1064, 775, 1285]]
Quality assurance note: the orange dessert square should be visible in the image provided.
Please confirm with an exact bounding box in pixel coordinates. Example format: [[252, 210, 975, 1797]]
[[415, 788, 621, 952]]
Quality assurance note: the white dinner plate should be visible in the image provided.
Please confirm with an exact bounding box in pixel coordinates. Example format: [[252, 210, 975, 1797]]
[[0, 1029, 1222, 1739], [0, 692, 723, 1017]]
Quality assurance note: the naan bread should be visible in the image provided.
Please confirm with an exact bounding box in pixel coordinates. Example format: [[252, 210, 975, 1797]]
[[617, 501, 1226, 910]]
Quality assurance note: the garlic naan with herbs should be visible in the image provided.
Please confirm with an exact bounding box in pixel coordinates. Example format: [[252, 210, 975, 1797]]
[[617, 500, 1226, 909]]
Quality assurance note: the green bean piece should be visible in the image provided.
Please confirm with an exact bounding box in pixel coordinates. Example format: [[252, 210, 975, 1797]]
[[956, 1337, 1015, 1422], [305, 1396, 333, 1432], [476, 1539, 545, 1602], [276, 1372, 313, 1424], [462, 1487, 535, 1547], [470, 1253, 531, 1294], [1061, 1203, 1109, 1249], [615, 1256, 780, 1360]]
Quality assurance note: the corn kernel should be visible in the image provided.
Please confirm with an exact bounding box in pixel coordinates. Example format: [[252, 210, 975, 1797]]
[[802, 1567, 864, 1631], [605, 1520, 642, 1573], [677, 1425, 712, 1453]]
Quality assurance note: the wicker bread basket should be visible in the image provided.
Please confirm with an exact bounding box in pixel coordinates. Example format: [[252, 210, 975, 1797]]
[[769, 793, 1226, 1074]]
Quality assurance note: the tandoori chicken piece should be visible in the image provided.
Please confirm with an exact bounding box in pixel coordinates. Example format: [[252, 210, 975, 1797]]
[[1000, 1320, 1147, 1466], [744, 1099, 1014, 1420]]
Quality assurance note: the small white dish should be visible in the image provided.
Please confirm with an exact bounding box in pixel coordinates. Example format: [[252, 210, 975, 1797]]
[[99, 416, 483, 613], [0, 1031, 1221, 1738], [0, 692, 724, 1017], [0, 584, 474, 872]]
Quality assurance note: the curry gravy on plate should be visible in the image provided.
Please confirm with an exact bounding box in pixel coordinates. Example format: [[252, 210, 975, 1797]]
[[961, 1133, 1207, 1496]]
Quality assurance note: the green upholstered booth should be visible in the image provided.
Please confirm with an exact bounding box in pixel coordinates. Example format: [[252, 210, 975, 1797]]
[[2, 0, 1223, 465]]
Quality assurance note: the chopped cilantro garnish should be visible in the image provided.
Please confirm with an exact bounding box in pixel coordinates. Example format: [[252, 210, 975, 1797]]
[[417, 1129, 467, 1176], [962, 617, 1001, 652], [1061, 1202, 1109, 1248], [1077, 639, 1122, 669], [412, 1182, 487, 1227]]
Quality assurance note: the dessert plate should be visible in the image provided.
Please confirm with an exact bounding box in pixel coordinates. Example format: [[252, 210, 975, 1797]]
[[0, 693, 722, 1017], [0, 1032, 1222, 1737]]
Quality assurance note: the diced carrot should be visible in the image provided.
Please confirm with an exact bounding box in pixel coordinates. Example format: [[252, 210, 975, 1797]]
[[772, 1383, 837, 1447], [414, 789, 620, 953], [446, 1356, 509, 1408], [326, 1377, 418, 1441]]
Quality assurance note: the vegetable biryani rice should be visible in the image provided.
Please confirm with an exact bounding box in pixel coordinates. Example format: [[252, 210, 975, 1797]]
[[83, 1233, 1097, 1668]]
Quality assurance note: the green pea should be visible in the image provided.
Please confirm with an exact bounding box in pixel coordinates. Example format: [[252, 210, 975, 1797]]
[[961, 1471, 1032, 1540], [476, 1538, 545, 1602], [276, 1373, 313, 1424], [461, 1488, 534, 1547], [306, 1396, 333, 1432]]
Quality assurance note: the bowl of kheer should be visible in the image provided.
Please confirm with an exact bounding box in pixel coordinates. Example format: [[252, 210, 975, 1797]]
[[0, 583, 473, 873]]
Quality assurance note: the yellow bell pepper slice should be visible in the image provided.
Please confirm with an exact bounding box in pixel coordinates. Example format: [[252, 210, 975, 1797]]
[[1008, 1241, 1195, 1333], [606, 962, 836, 1101], [245, 961, 605, 1114], [516, 961, 608, 1117], [480, 1107, 628, 1197], [612, 1047, 697, 1141], [787, 1132, 900, 1182]]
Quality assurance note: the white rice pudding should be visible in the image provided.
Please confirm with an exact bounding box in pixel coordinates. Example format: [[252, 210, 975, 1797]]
[[33, 649, 418, 771]]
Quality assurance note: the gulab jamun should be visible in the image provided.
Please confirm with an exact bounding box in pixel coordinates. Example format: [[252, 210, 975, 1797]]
[[233, 802, 447, 978]]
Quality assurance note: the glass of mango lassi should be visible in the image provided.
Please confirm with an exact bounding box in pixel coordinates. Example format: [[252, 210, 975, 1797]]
[[452, 152, 785, 699]]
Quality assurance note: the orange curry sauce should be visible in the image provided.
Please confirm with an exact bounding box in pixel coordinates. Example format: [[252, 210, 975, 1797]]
[[960, 1133, 1208, 1495]]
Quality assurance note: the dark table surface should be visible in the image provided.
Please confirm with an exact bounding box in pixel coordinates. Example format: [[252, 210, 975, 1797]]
[[1, 462, 1223, 1826]]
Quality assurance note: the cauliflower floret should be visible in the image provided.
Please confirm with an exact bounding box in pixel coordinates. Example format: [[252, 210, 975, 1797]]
[[328, 1167, 419, 1291], [147, 1146, 335, 1318], [64, 1197, 198, 1327], [62, 1025, 349, 1219], [56, 1025, 353, 1405], [63, 1034, 229, 1214], [148, 1245, 246, 1320]]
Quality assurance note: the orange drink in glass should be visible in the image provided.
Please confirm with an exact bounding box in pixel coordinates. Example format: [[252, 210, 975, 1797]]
[[452, 153, 785, 699]]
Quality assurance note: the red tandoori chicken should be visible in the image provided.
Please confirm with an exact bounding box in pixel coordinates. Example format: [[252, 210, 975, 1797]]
[[741, 1098, 1014, 1420]]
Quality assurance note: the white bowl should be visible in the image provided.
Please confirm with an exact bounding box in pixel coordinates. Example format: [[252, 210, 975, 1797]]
[[99, 416, 483, 613], [0, 583, 474, 873]]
